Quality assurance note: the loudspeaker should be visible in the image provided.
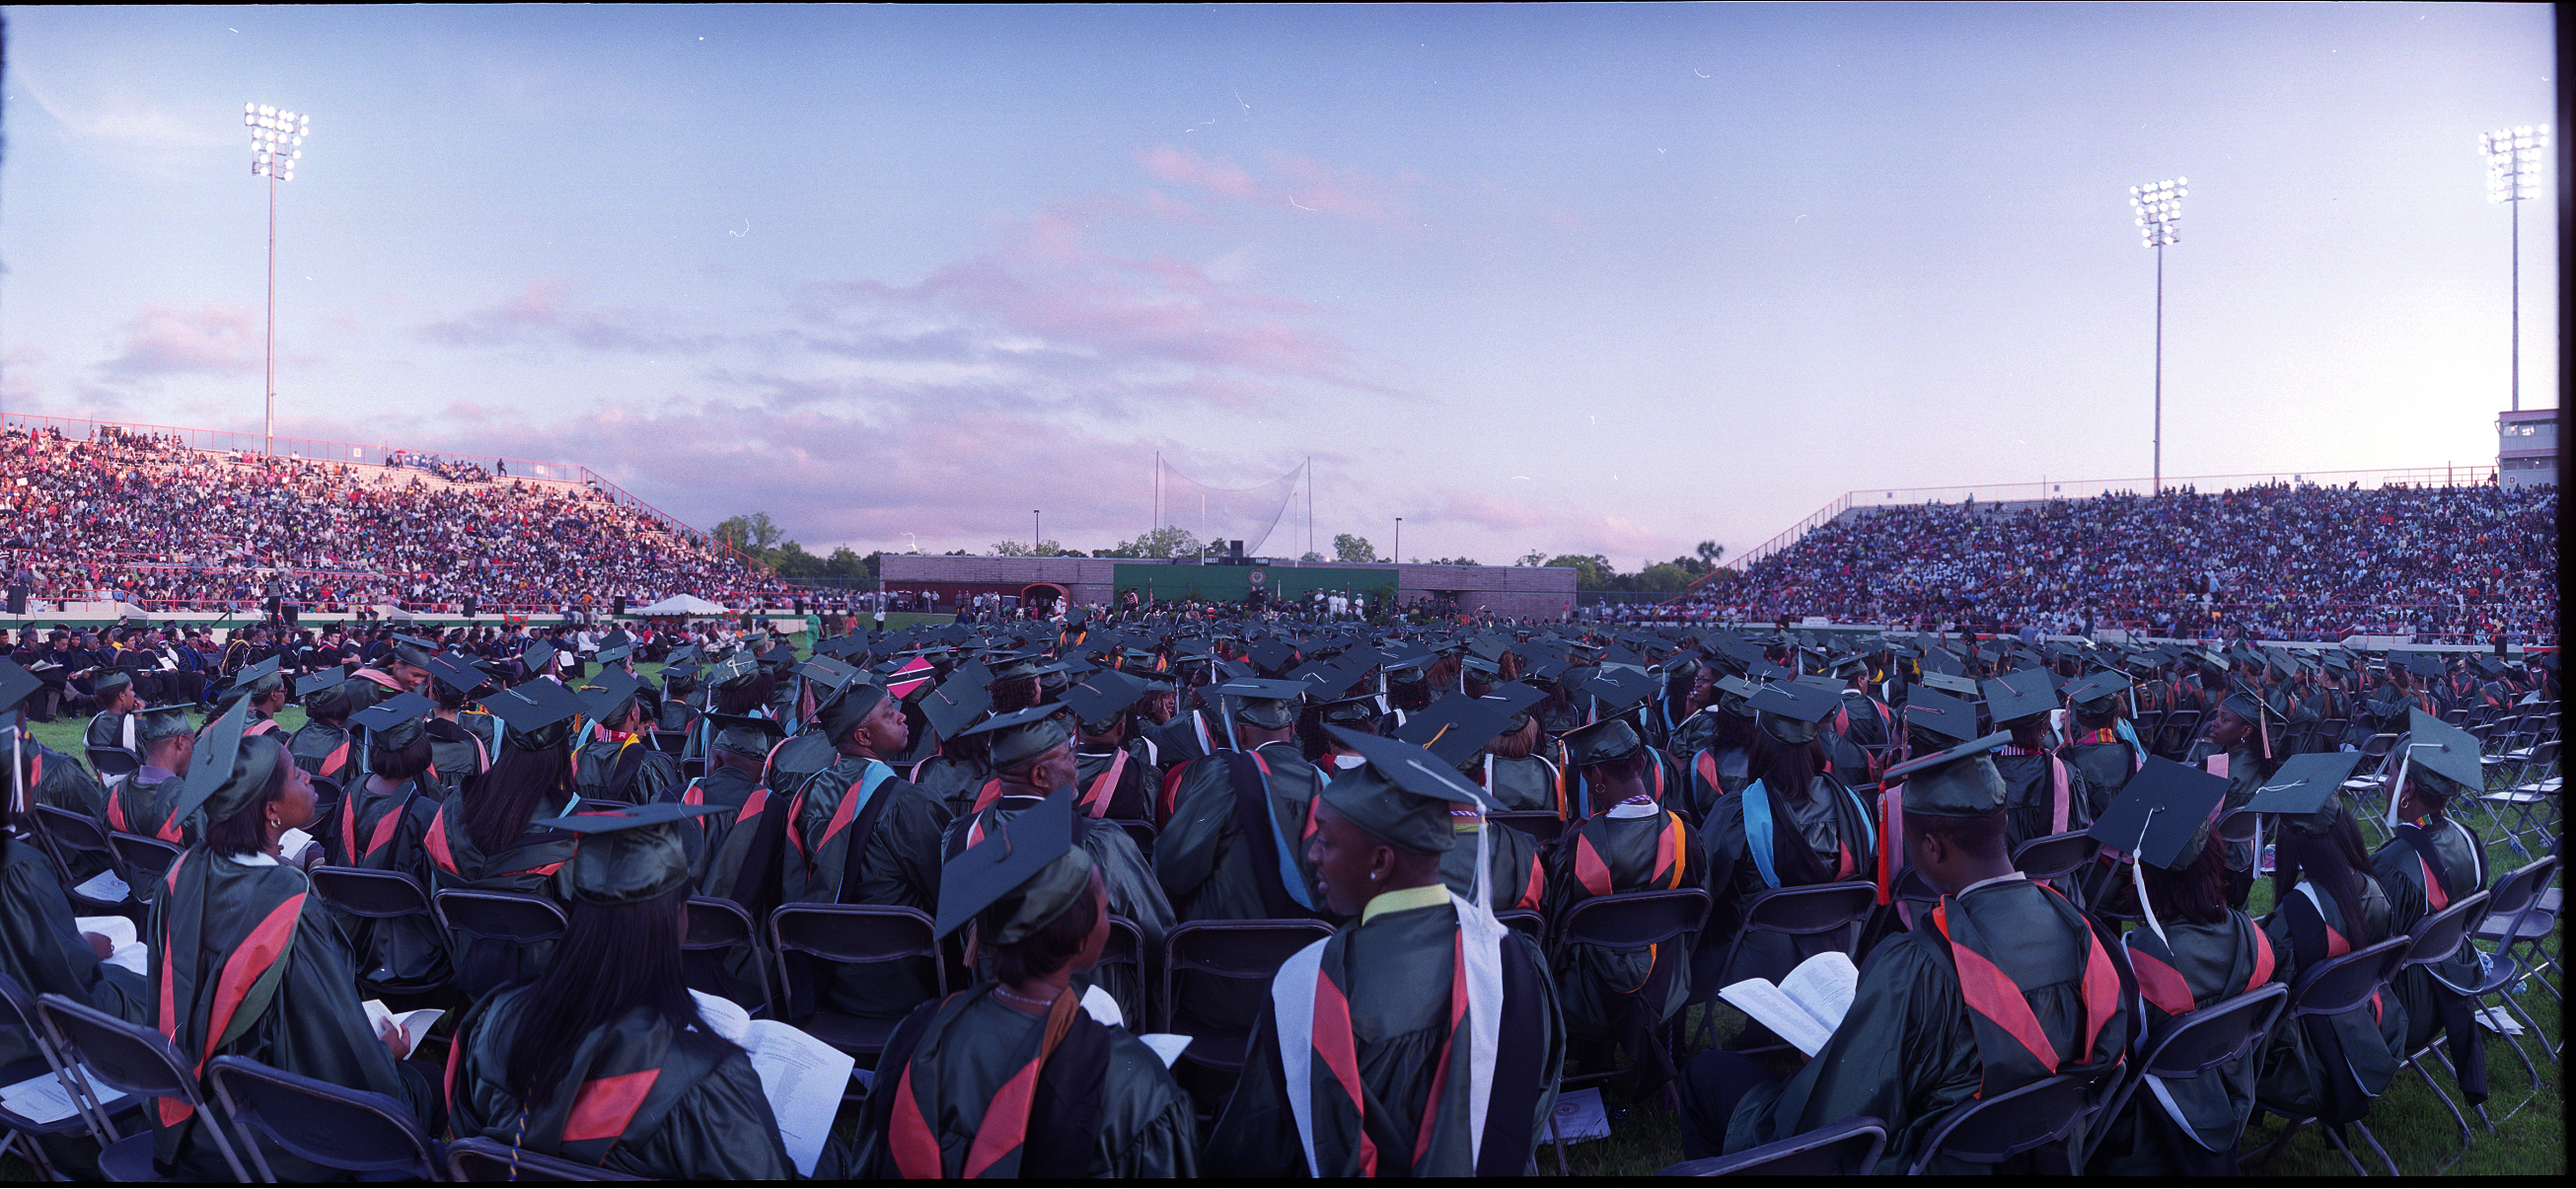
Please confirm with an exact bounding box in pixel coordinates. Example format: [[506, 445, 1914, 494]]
[[464, 597, 479, 619], [613, 596, 626, 617]]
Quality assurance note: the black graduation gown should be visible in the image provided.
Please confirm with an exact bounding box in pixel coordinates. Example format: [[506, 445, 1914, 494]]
[[572, 729, 679, 805], [1994, 746, 2091, 854], [942, 793, 1176, 1026], [1543, 806, 1710, 1083], [2254, 877, 2408, 1122], [0, 834, 148, 1067], [780, 754, 950, 1020], [2088, 913, 2278, 1174], [450, 990, 791, 1179], [2373, 815, 2489, 1094], [333, 773, 449, 990], [2061, 727, 2143, 820], [1702, 774, 1876, 963], [148, 849, 432, 1179], [1071, 743, 1157, 822]]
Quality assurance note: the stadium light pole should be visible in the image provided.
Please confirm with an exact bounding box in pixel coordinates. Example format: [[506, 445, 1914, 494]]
[[246, 103, 309, 458], [2129, 178, 2184, 494], [1393, 517, 1401, 565], [2482, 124, 2548, 411]]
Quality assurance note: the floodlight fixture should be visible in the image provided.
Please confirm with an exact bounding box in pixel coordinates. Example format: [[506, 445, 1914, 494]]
[[247, 104, 312, 456], [2481, 124, 2547, 410], [2127, 177, 2187, 494]]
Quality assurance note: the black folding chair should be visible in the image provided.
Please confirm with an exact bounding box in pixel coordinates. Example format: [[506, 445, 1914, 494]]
[[2156, 710, 2202, 761], [35, 992, 253, 1183], [1549, 887, 1711, 1167], [309, 866, 450, 1001], [1493, 908, 1546, 946], [1690, 880, 1875, 1053], [2077, 983, 2287, 1172], [433, 888, 568, 999], [649, 729, 688, 755], [682, 895, 773, 1016], [1660, 1114, 1885, 1176], [2013, 829, 2097, 885], [1157, 919, 1336, 1083], [445, 1134, 646, 1181], [1907, 1063, 2119, 1174], [2244, 934, 2414, 1176], [87, 746, 142, 780], [207, 1055, 440, 1182], [2388, 890, 2494, 1162], [1109, 818, 1158, 855], [107, 832, 184, 890], [769, 903, 945, 1072], [31, 803, 132, 914], [2468, 854, 2560, 1062], [0, 973, 141, 1179]]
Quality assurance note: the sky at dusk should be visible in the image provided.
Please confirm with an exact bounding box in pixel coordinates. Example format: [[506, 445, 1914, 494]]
[[1, 4, 2557, 568]]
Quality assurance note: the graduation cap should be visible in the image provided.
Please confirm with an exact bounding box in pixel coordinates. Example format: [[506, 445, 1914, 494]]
[[2401, 707, 2484, 801], [814, 681, 893, 744], [520, 641, 560, 673], [792, 655, 860, 699], [957, 702, 1074, 770], [1316, 695, 1383, 728], [352, 691, 436, 751], [130, 704, 197, 744], [934, 788, 1090, 940], [1246, 637, 1298, 675], [664, 644, 700, 666], [918, 671, 994, 742], [1883, 730, 2012, 819], [167, 697, 279, 830], [883, 656, 938, 703], [1064, 670, 1148, 727], [2091, 757, 2230, 870], [2395, 652, 2445, 680], [1915, 671, 1976, 698], [1747, 681, 1835, 744], [484, 678, 589, 751], [537, 802, 735, 906], [1209, 678, 1310, 729], [425, 654, 492, 700], [0, 660, 38, 718], [1561, 716, 1645, 769], [1981, 669, 2057, 729], [1583, 667, 1659, 717], [575, 669, 646, 725], [90, 669, 135, 701], [2062, 671, 2128, 715], [223, 655, 284, 700], [1395, 694, 1515, 768], [2243, 749, 2362, 837], [1319, 725, 1504, 855], [2216, 690, 2277, 758], [594, 643, 633, 666], [704, 711, 787, 756]]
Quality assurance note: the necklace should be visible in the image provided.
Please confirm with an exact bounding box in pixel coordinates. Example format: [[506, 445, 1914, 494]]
[[992, 986, 1057, 1009]]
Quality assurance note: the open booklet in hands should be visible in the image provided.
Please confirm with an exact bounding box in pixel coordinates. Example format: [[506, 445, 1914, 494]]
[[1717, 951, 1860, 1058]]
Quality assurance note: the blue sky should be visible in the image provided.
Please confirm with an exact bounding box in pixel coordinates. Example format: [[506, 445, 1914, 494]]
[[1, 3, 2555, 566]]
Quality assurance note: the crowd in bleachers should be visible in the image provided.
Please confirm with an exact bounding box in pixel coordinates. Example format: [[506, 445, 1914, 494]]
[[1675, 482, 2558, 644], [1, 425, 794, 614]]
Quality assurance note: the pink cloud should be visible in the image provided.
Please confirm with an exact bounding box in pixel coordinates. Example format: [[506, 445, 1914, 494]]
[[1137, 145, 1260, 198], [418, 281, 723, 355], [1264, 151, 1412, 223], [1435, 490, 1550, 532], [98, 303, 262, 377]]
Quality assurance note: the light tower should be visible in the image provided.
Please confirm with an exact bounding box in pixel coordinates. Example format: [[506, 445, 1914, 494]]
[[246, 103, 310, 457], [2129, 177, 2185, 494], [2481, 124, 2548, 411]]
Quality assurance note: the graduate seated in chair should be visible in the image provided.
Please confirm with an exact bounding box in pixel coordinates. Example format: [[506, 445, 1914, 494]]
[[2371, 710, 2494, 1109], [856, 790, 1198, 1178], [1209, 729, 1563, 1178], [148, 699, 440, 1180], [1545, 716, 1708, 1097], [449, 802, 794, 1180], [1, 668, 151, 1069], [1680, 733, 2129, 1175], [2250, 773, 2408, 1128]]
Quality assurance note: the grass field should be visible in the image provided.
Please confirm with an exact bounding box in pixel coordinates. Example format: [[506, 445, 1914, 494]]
[[11, 683, 2559, 1176]]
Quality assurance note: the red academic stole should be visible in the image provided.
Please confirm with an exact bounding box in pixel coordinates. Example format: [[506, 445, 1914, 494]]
[[1078, 748, 1129, 818], [1572, 811, 1687, 898], [1931, 883, 2122, 1097], [889, 990, 1084, 1178], [153, 853, 304, 1128], [2126, 918, 2276, 1017]]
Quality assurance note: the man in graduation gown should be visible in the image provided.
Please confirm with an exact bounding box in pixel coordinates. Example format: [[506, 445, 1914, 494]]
[[1984, 670, 2092, 854], [7, 657, 111, 821], [1154, 678, 1327, 924], [1068, 677, 1160, 822], [2060, 671, 2146, 820], [2370, 711, 2492, 1107], [939, 705, 1175, 1029], [285, 671, 361, 784], [572, 671, 680, 805], [779, 681, 952, 1021], [1209, 728, 1563, 1177], [856, 790, 1199, 1178], [99, 706, 202, 897], [1682, 733, 2130, 1174], [1544, 717, 1709, 1097], [671, 711, 785, 903], [82, 669, 143, 756]]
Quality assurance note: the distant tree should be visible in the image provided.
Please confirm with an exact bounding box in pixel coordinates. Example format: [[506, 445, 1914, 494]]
[[991, 539, 1070, 557], [1516, 550, 1550, 567], [713, 512, 786, 555], [1333, 533, 1379, 563], [1544, 554, 1613, 589], [1695, 540, 1726, 566], [1298, 551, 1324, 562], [1095, 526, 1203, 558], [1426, 556, 1481, 566]]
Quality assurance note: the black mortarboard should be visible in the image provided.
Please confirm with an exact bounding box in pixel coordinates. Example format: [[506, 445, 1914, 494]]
[[705, 711, 787, 756], [2403, 708, 2484, 798], [934, 789, 1089, 940], [1317, 695, 1382, 727], [2062, 671, 2128, 714], [426, 654, 492, 699], [2397, 652, 2445, 680], [521, 641, 560, 673], [1583, 668, 1659, 717], [792, 655, 860, 699], [484, 678, 589, 751], [957, 702, 1074, 770], [1247, 638, 1297, 674], [1211, 678, 1310, 729], [90, 669, 134, 700], [130, 704, 196, 743], [169, 698, 280, 829], [918, 672, 994, 741], [815, 681, 892, 744], [1920, 672, 1979, 697], [576, 669, 644, 722], [2090, 757, 2230, 870], [344, 691, 427, 753], [1981, 669, 2057, 728], [1319, 726, 1504, 855], [1885, 730, 2011, 818], [1064, 670, 1148, 727], [1748, 681, 1835, 744], [537, 802, 734, 906], [1395, 694, 1514, 768], [0, 660, 43, 716], [594, 643, 633, 666], [1561, 716, 1645, 769], [2242, 750, 2362, 829]]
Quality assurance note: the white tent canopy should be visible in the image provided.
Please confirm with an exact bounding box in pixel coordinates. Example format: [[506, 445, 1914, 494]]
[[630, 594, 730, 616]]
